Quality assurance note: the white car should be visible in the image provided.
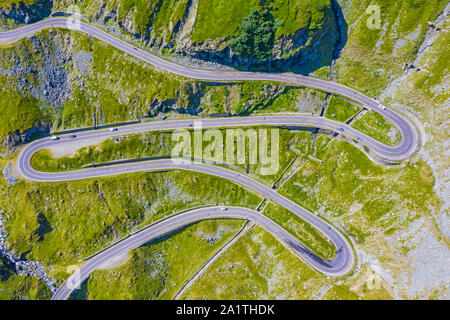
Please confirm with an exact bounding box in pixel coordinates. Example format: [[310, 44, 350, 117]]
[[220, 207, 228, 211], [378, 104, 387, 110], [51, 136, 60, 140], [110, 128, 118, 132]]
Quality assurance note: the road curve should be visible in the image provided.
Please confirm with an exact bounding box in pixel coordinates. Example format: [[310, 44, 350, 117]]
[[0, 17, 419, 162], [52, 206, 354, 300]]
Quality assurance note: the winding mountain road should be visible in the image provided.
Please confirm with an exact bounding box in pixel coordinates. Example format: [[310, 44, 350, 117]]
[[52, 206, 353, 300], [1, 17, 420, 299]]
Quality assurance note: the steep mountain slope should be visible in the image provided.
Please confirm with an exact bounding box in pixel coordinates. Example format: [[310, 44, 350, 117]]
[[52, 0, 346, 72], [0, 0, 52, 29], [0, 0, 448, 300]]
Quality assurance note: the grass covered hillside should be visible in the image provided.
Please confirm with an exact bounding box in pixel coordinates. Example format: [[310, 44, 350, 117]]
[[191, 0, 331, 42], [0, 0, 448, 301], [0, 0, 37, 8], [0, 0, 52, 29], [334, 0, 447, 95], [52, 0, 344, 72], [0, 28, 358, 154]]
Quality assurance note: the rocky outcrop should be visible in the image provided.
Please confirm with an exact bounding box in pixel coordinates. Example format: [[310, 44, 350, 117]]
[[0, 0, 53, 30], [1, 123, 50, 151]]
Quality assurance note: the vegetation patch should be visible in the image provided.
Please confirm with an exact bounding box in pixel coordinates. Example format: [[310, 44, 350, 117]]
[[263, 203, 335, 259], [351, 111, 401, 146], [230, 7, 278, 61], [280, 135, 437, 242], [192, 0, 331, 43], [0, 76, 49, 145], [0, 271, 50, 300], [325, 95, 362, 122]]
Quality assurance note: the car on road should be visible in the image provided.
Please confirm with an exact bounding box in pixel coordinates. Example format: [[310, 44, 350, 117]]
[[220, 207, 228, 211], [110, 128, 118, 132], [51, 136, 59, 140], [69, 135, 77, 138], [378, 104, 387, 110], [337, 127, 344, 132]]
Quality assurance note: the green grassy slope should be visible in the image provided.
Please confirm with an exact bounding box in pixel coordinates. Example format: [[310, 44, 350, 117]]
[[0, 0, 448, 300], [0, 168, 261, 270], [70, 220, 246, 300], [334, 0, 447, 96]]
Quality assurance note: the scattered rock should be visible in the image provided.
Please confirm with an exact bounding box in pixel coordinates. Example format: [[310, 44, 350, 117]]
[[2, 163, 18, 186]]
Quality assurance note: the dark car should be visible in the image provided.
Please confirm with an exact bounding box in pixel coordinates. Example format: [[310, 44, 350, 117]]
[[69, 135, 77, 138]]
